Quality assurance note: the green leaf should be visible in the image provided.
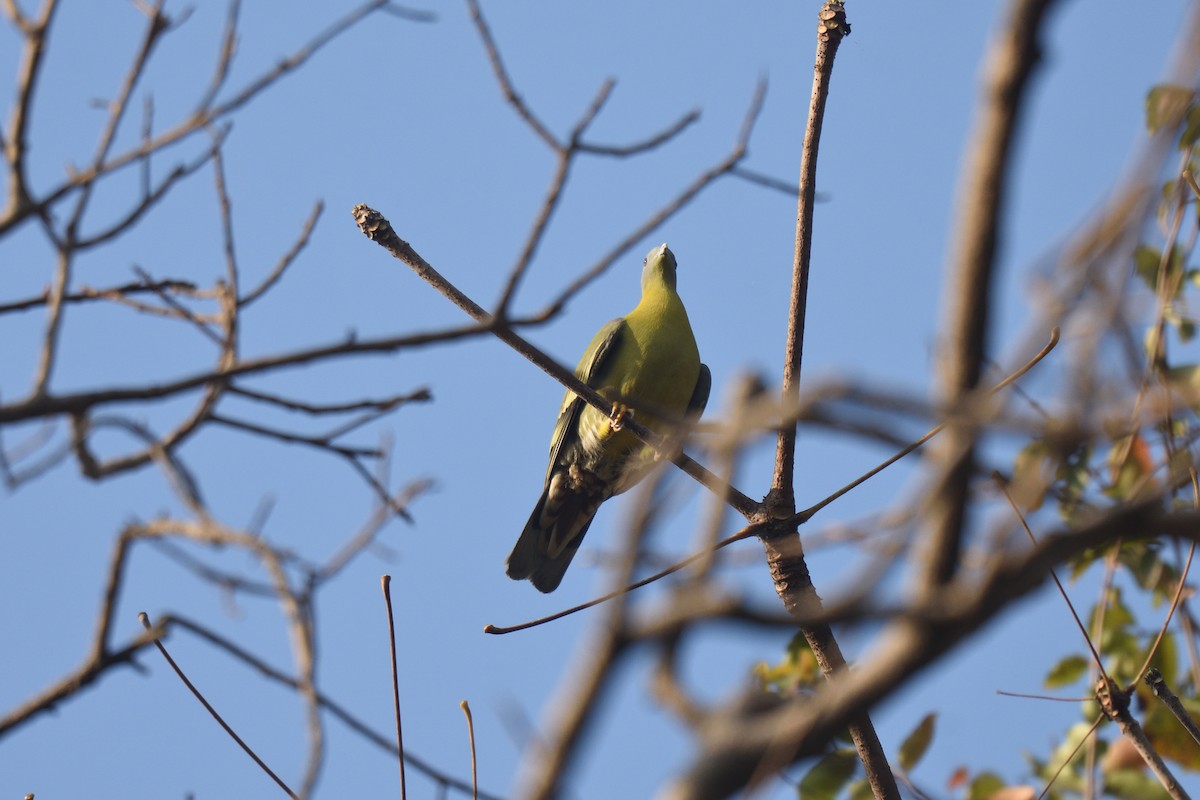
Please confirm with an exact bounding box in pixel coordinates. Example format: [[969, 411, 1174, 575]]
[[1104, 630, 1143, 685], [1135, 245, 1164, 289], [967, 772, 1006, 800], [1104, 434, 1155, 502], [1143, 690, 1200, 770], [1117, 540, 1181, 602], [1105, 768, 1173, 800], [799, 750, 858, 800], [1178, 318, 1196, 343], [897, 712, 936, 771], [1133, 244, 1186, 298], [756, 632, 821, 693], [1146, 84, 1195, 133], [1011, 439, 1054, 511], [1044, 654, 1089, 689], [1145, 325, 1162, 368], [1147, 631, 1178, 690], [847, 778, 874, 800], [1181, 102, 1200, 149], [1055, 443, 1093, 524], [1048, 721, 1102, 778], [1167, 364, 1200, 410], [1089, 586, 1134, 633], [1069, 546, 1102, 580]]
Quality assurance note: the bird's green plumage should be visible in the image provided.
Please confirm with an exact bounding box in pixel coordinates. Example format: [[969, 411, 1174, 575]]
[[507, 244, 710, 592]]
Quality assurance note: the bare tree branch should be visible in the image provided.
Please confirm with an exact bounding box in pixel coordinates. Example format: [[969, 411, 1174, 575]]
[[1, 0, 58, 219], [668, 501, 1200, 799], [918, 0, 1061, 592], [1098, 676, 1190, 800], [0, 322, 488, 423], [0, 0, 423, 237], [352, 205, 759, 517]]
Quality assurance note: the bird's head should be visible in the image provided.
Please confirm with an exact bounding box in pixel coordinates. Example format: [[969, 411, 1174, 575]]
[[641, 243, 678, 292]]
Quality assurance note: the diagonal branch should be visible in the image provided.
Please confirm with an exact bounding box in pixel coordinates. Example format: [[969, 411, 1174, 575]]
[[467, 0, 702, 320], [918, 0, 1061, 592], [530, 82, 765, 324], [352, 205, 758, 518], [0, 0, 424, 237], [466, 0, 557, 149]]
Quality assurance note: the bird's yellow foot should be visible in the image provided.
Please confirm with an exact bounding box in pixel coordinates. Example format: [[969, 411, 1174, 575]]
[[609, 402, 633, 431]]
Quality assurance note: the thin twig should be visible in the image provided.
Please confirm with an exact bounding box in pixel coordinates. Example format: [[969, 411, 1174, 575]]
[[460, 701, 478, 800], [483, 528, 749, 634], [729, 166, 801, 198], [796, 328, 1059, 524], [1130, 532, 1197, 691], [1145, 669, 1200, 748], [0, 0, 412, 237], [240, 201, 324, 307], [32, 0, 170, 396], [532, 82, 766, 324], [382, 576, 407, 800], [138, 612, 299, 799], [1035, 713, 1104, 800], [208, 413, 380, 458], [73, 133, 224, 250], [576, 108, 700, 156], [465, 0, 556, 149], [131, 264, 224, 342], [0, 278, 199, 315], [994, 474, 1111, 682], [170, 615, 499, 799], [995, 690, 1090, 702], [318, 477, 429, 581], [228, 385, 431, 414]]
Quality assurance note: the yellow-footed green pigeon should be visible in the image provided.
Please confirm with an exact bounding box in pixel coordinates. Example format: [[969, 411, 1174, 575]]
[[506, 244, 710, 592]]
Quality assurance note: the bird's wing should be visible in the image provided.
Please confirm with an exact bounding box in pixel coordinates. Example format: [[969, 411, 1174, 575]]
[[544, 318, 627, 482], [687, 363, 712, 418]]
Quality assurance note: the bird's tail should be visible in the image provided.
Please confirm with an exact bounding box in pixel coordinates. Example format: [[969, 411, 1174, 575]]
[[507, 487, 600, 593]]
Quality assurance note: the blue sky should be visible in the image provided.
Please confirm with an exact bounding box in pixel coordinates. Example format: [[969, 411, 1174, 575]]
[[2, 1, 1198, 797]]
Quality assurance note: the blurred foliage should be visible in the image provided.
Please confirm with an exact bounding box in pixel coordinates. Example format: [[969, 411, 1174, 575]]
[[759, 85, 1200, 800]]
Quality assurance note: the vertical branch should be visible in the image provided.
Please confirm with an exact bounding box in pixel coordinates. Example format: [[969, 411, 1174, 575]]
[[31, 0, 169, 397], [382, 575, 407, 800], [762, 5, 899, 799], [918, 0, 1059, 590], [2, 0, 60, 219], [769, 2, 847, 512], [459, 701, 479, 800]]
